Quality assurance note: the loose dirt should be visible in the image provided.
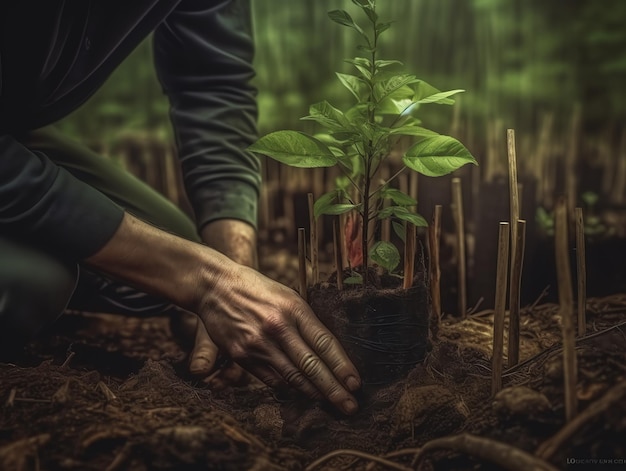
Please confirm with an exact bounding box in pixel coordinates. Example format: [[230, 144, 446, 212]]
[[1, 246, 625, 470]]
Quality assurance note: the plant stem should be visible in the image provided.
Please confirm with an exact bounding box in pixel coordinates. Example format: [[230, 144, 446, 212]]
[[360, 10, 379, 286]]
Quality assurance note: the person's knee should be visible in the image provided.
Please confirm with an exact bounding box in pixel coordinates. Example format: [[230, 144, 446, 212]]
[[0, 239, 78, 355]]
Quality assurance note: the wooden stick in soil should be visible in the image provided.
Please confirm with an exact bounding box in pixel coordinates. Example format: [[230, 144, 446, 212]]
[[554, 198, 578, 422], [507, 219, 526, 367], [403, 223, 416, 289], [451, 177, 467, 318], [575, 207, 587, 337], [507, 129, 520, 261], [492, 222, 510, 396], [297, 228, 307, 301], [333, 217, 344, 291], [428, 205, 443, 325], [307, 193, 319, 285]]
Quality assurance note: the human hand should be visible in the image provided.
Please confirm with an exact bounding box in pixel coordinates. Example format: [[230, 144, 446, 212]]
[[196, 263, 362, 415], [185, 219, 259, 382], [85, 213, 361, 414]]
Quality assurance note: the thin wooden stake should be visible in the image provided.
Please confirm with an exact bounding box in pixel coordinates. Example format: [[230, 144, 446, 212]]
[[492, 222, 510, 396], [575, 207, 587, 337], [507, 129, 520, 259], [333, 218, 344, 291], [297, 228, 307, 301], [409, 171, 418, 205], [507, 219, 526, 367], [451, 178, 467, 318], [428, 205, 443, 324], [554, 198, 578, 422], [403, 223, 416, 289], [565, 105, 582, 216], [307, 193, 319, 285]]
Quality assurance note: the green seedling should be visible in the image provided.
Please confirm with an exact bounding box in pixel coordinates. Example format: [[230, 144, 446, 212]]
[[249, 0, 477, 286]]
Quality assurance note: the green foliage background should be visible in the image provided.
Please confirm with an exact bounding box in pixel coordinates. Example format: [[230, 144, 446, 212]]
[[58, 0, 626, 143]]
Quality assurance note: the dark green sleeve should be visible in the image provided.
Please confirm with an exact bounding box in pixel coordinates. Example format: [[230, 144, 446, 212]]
[[153, 0, 261, 230], [0, 134, 124, 260]]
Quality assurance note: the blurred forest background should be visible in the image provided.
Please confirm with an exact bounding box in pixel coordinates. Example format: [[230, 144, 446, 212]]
[[55, 0, 626, 309], [57, 0, 626, 144]]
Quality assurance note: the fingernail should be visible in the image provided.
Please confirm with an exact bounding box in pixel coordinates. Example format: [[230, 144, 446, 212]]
[[343, 398, 358, 415], [346, 375, 361, 392]]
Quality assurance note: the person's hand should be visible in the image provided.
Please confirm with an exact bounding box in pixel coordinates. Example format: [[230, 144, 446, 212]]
[[86, 213, 361, 414], [195, 262, 362, 415], [184, 219, 258, 385]]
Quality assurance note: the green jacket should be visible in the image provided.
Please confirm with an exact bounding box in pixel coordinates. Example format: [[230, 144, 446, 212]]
[[0, 0, 260, 259]]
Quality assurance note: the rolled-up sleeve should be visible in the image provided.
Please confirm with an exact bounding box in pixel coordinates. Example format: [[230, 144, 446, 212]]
[[0, 134, 124, 260], [153, 0, 260, 230]]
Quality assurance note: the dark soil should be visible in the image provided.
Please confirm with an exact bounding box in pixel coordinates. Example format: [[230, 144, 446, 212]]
[[1, 246, 626, 470]]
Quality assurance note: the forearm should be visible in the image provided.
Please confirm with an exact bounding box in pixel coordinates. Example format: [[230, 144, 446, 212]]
[[85, 212, 230, 312], [201, 219, 258, 269]]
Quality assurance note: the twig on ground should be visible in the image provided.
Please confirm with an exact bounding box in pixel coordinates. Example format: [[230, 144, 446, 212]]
[[305, 448, 411, 471], [411, 433, 559, 471], [536, 379, 626, 460]]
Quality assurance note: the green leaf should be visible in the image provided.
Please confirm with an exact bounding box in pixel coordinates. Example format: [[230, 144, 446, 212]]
[[344, 275, 363, 285], [336, 73, 364, 101], [376, 22, 392, 34], [417, 89, 465, 105], [328, 10, 365, 37], [248, 131, 338, 168], [301, 101, 351, 131], [345, 58, 372, 80], [313, 190, 359, 217], [381, 187, 417, 206], [323, 203, 360, 216], [373, 75, 419, 102], [413, 80, 444, 101], [392, 220, 406, 242], [370, 241, 400, 272], [313, 190, 340, 218], [403, 135, 478, 177], [379, 206, 428, 227], [375, 60, 403, 69], [387, 125, 439, 138]]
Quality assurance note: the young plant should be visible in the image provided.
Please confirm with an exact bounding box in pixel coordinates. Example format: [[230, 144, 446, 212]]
[[249, 0, 477, 286]]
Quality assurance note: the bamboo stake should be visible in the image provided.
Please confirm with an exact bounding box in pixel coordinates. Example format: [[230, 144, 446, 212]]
[[565, 105, 582, 216], [451, 178, 467, 318], [610, 127, 626, 205], [507, 219, 526, 367], [575, 207, 587, 337], [333, 217, 344, 291], [403, 223, 416, 289], [297, 228, 307, 301], [507, 129, 520, 256], [307, 193, 319, 285], [409, 171, 418, 207], [492, 222, 510, 396], [554, 198, 578, 422], [428, 205, 443, 325]]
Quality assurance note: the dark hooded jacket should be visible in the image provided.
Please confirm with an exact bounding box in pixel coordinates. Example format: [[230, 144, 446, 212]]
[[0, 0, 260, 259]]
